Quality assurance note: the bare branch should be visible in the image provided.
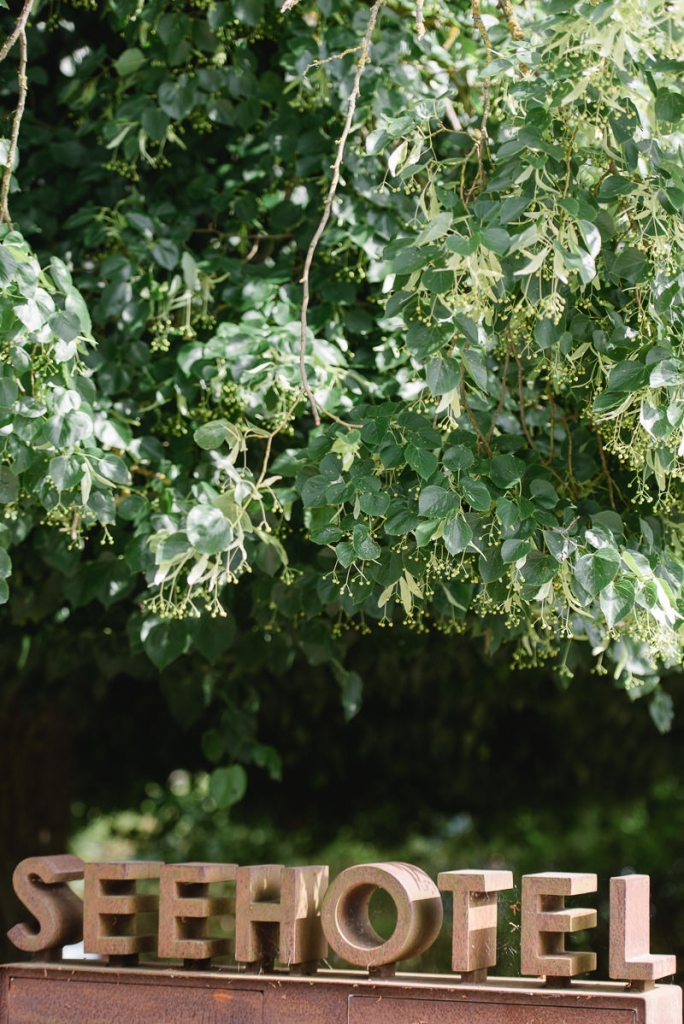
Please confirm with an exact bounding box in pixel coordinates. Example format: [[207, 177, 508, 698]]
[[1, 26, 28, 228], [298, 0, 385, 426], [0, 0, 32, 65], [496, 0, 524, 41], [415, 0, 425, 40], [471, 0, 493, 136]]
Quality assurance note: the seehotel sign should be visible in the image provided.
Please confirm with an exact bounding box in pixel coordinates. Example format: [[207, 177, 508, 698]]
[[0, 856, 681, 1023]]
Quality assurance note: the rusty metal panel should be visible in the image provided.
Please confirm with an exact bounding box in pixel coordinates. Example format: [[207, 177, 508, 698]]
[[7, 976, 263, 1024], [349, 996, 637, 1024], [0, 964, 680, 1024]]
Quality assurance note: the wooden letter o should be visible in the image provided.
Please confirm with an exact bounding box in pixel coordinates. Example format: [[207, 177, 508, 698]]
[[320, 862, 443, 968]]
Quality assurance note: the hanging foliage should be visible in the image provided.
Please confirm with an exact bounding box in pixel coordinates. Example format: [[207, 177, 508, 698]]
[[1, 0, 684, 730]]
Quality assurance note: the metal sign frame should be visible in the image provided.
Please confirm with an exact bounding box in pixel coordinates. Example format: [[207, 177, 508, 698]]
[[0, 962, 681, 1024]]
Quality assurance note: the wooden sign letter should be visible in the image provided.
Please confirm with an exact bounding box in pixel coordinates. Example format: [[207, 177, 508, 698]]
[[84, 861, 162, 963], [521, 872, 597, 978], [158, 862, 237, 963], [7, 855, 84, 954], [609, 874, 676, 986], [235, 864, 328, 972], [438, 869, 513, 980], [320, 862, 443, 973]]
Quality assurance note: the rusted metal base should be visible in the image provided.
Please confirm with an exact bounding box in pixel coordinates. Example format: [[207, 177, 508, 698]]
[[0, 963, 680, 1024]]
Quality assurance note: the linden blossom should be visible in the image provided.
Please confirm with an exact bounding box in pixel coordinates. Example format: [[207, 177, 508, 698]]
[[6, 857, 676, 986]]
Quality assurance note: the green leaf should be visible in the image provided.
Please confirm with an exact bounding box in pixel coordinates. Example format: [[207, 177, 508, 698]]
[[0, 548, 11, 579], [460, 476, 492, 511], [0, 465, 19, 505], [405, 444, 438, 480], [422, 269, 454, 294], [418, 485, 459, 518], [607, 361, 649, 392], [481, 227, 510, 255], [158, 79, 196, 120], [98, 454, 131, 485], [352, 524, 381, 560], [0, 246, 17, 286], [339, 669, 363, 721], [649, 689, 674, 734], [114, 47, 146, 77], [50, 455, 82, 492], [384, 509, 420, 535], [575, 548, 620, 597], [44, 412, 93, 448], [521, 552, 560, 587], [454, 313, 479, 345], [194, 420, 231, 449], [335, 541, 355, 567], [479, 547, 505, 582], [393, 246, 434, 274], [234, 0, 264, 26], [490, 455, 525, 490], [359, 492, 390, 516], [143, 620, 187, 669], [426, 356, 459, 396], [442, 515, 473, 555], [415, 211, 452, 246], [14, 300, 44, 332], [443, 446, 474, 472], [496, 497, 519, 529], [649, 359, 684, 388], [141, 107, 170, 141], [501, 538, 531, 563], [577, 219, 601, 258], [530, 479, 559, 508], [151, 239, 180, 271], [210, 764, 247, 808], [462, 350, 488, 392], [598, 175, 634, 201], [0, 379, 17, 408], [599, 579, 636, 628], [186, 506, 233, 555], [612, 247, 647, 285], [50, 310, 81, 343], [655, 90, 684, 124], [0, 578, 8, 604], [301, 475, 330, 508]]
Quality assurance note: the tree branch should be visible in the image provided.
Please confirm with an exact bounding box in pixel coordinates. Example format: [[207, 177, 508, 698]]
[[0, 0, 32, 65], [1, 26, 28, 229], [297, 0, 386, 426], [496, 0, 524, 41]]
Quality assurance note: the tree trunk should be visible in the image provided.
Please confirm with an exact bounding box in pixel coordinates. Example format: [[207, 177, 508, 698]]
[[0, 699, 73, 963]]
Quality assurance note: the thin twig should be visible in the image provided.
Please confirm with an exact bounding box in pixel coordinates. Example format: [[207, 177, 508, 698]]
[[0, 0, 33, 65], [460, 357, 492, 456], [415, 0, 425, 39], [486, 346, 510, 444], [297, 0, 386, 426], [596, 433, 616, 511], [471, 0, 493, 135], [507, 336, 537, 451], [305, 46, 364, 74], [256, 393, 304, 489], [496, 0, 524, 41], [320, 406, 362, 429], [1, 27, 28, 228], [443, 97, 463, 132]]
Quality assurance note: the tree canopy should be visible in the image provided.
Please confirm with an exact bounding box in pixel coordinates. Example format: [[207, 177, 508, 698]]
[[2, 0, 684, 776]]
